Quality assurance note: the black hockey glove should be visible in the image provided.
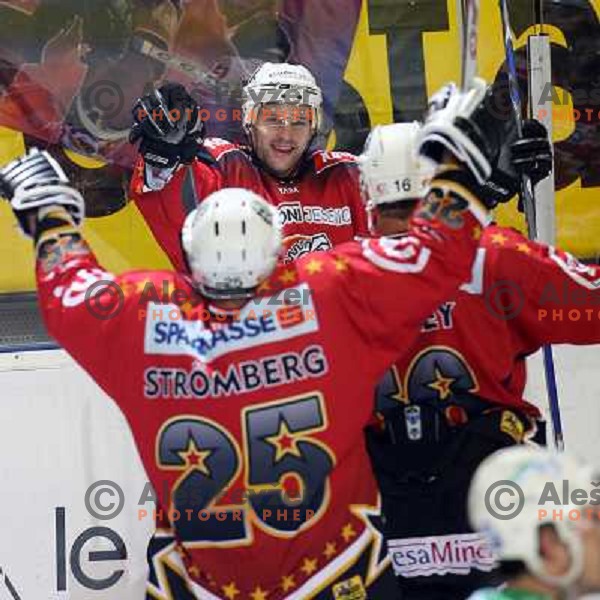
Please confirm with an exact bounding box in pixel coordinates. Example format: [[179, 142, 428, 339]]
[[129, 82, 204, 169], [475, 119, 552, 210], [510, 119, 553, 187]]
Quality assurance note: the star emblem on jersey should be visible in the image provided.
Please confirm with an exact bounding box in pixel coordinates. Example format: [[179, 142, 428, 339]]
[[180, 300, 196, 318], [516, 242, 532, 254], [265, 420, 302, 462], [256, 279, 272, 293], [222, 581, 240, 599], [130, 279, 151, 297], [323, 541, 337, 559], [341, 523, 357, 542], [491, 232, 508, 245], [281, 574, 296, 592], [120, 281, 138, 298], [334, 256, 349, 272], [250, 585, 269, 600], [177, 438, 213, 475], [305, 258, 323, 275], [301, 557, 318, 576], [279, 268, 297, 284], [427, 367, 456, 400]]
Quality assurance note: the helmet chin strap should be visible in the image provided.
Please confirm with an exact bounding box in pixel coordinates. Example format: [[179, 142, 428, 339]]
[[528, 533, 584, 596], [366, 202, 377, 235]]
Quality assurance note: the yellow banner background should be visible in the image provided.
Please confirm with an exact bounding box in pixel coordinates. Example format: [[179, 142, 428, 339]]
[[1, 0, 598, 292]]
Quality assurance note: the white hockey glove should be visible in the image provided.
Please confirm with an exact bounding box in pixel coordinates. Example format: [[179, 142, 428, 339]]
[[426, 81, 459, 117], [0, 148, 84, 239]]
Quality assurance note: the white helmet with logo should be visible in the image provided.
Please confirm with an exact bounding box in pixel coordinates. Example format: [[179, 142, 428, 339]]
[[359, 122, 434, 207], [469, 445, 595, 589], [242, 62, 323, 134], [182, 188, 281, 299]]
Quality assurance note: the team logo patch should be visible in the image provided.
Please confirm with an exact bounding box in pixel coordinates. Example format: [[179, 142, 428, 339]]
[[549, 247, 600, 289], [276, 304, 305, 328], [500, 410, 525, 443], [313, 150, 356, 174], [144, 284, 319, 361], [283, 233, 332, 262], [332, 575, 367, 600], [361, 237, 431, 274]]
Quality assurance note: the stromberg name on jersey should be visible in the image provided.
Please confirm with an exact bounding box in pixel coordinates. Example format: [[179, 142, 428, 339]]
[[144, 345, 328, 400], [388, 533, 496, 578], [144, 284, 319, 361]]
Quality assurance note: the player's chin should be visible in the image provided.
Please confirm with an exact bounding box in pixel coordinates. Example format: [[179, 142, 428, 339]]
[[266, 150, 302, 178]]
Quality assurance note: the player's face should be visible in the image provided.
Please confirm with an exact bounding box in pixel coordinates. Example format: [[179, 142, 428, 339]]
[[252, 104, 314, 178]]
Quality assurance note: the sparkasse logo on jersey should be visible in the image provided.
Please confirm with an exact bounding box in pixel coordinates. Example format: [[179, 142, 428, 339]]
[[144, 284, 319, 361]]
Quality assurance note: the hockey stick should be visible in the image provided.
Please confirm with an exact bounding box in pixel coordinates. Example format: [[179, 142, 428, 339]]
[[498, 0, 537, 238], [498, 0, 564, 450], [459, 0, 480, 92], [130, 37, 222, 89]]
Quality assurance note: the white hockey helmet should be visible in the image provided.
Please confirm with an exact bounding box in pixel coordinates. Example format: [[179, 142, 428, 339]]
[[469, 445, 595, 589], [359, 122, 434, 206], [181, 188, 281, 299], [358, 122, 434, 231], [242, 62, 323, 134]]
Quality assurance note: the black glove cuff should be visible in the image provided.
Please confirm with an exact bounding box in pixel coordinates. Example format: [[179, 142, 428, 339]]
[[433, 167, 517, 209], [433, 168, 486, 201], [139, 138, 183, 169], [15, 208, 38, 238], [33, 213, 76, 245]]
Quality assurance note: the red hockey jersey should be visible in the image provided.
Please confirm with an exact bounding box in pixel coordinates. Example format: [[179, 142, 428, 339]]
[[37, 178, 487, 598], [376, 224, 600, 422], [129, 139, 368, 271]]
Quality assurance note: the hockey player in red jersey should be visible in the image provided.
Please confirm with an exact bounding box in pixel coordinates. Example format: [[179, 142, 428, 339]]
[[128, 63, 367, 271], [361, 79, 600, 600], [0, 120, 501, 598]]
